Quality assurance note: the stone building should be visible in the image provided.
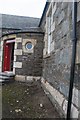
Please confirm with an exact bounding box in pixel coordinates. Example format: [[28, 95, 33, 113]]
[[39, 1, 80, 118], [0, 1, 80, 119], [0, 14, 44, 80]]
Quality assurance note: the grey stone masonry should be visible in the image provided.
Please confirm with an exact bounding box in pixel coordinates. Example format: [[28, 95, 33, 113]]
[[15, 33, 44, 76], [41, 2, 80, 118], [43, 2, 73, 97]]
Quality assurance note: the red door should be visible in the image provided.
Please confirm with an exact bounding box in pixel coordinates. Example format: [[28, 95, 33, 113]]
[[3, 42, 11, 71]]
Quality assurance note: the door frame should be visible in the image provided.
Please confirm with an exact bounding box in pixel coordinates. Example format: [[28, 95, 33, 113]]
[[3, 39, 15, 72]]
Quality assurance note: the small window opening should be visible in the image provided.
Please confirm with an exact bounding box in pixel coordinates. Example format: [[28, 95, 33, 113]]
[[25, 42, 33, 50]]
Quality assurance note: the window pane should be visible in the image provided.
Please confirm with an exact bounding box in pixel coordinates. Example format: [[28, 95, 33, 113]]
[[26, 42, 32, 49]]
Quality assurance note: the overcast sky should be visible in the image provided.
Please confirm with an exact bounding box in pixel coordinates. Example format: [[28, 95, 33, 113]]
[[0, 0, 46, 18]]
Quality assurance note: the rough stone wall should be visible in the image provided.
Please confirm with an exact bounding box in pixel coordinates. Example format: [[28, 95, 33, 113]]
[[75, 21, 80, 89], [41, 2, 80, 117], [42, 2, 73, 98], [14, 33, 44, 77]]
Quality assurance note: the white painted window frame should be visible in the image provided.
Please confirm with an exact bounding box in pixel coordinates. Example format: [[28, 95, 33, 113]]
[[43, 2, 56, 57], [46, 2, 54, 55]]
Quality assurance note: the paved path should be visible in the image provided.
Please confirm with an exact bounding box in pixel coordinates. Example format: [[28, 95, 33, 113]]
[[2, 81, 60, 119]]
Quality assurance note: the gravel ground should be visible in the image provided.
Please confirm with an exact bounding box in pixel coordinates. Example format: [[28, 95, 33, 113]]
[[2, 81, 60, 119]]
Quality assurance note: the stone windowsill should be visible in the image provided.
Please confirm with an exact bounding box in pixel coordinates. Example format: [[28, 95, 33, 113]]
[[43, 53, 51, 59]]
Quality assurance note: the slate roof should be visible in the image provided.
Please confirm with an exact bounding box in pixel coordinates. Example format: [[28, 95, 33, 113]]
[[0, 14, 40, 29]]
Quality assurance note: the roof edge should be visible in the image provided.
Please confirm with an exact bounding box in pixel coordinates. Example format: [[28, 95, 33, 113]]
[[38, 2, 49, 27], [1, 29, 44, 37], [1, 13, 40, 19]]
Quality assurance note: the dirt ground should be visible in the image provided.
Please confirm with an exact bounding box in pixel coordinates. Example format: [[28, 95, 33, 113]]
[[2, 81, 60, 119]]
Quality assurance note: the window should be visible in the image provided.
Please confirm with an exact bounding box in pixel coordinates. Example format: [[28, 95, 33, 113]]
[[25, 42, 33, 50], [46, 2, 56, 55], [47, 4, 52, 54], [22, 39, 36, 53]]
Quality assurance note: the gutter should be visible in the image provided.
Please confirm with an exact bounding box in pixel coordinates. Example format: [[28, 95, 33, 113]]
[[1, 30, 44, 38], [66, 1, 77, 119]]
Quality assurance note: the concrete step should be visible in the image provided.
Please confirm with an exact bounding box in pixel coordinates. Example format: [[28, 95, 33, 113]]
[[0, 77, 14, 84], [0, 71, 15, 77], [0, 78, 9, 84], [0, 76, 10, 80], [0, 79, 5, 82], [0, 71, 15, 84]]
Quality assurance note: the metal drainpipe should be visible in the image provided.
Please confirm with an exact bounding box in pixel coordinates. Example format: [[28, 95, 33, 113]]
[[66, 1, 77, 120]]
